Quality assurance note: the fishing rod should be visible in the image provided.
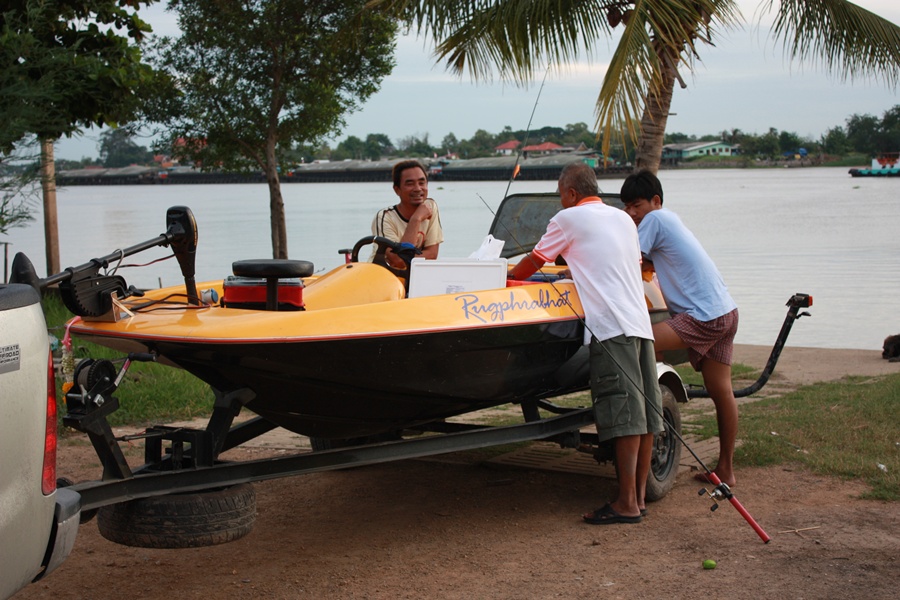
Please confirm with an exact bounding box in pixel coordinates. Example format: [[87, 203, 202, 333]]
[[499, 67, 551, 200], [482, 60, 772, 541], [477, 192, 773, 543]]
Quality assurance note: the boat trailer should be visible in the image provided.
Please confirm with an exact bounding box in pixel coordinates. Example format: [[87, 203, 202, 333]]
[[63, 292, 811, 516], [67, 376, 599, 513]]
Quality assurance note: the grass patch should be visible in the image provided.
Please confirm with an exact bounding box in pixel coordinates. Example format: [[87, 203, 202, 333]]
[[820, 153, 869, 167], [713, 375, 900, 500], [674, 361, 757, 388], [44, 292, 214, 428]]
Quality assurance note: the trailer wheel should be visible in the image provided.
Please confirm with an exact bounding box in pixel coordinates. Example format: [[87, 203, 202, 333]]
[[645, 385, 682, 502], [97, 483, 256, 548]]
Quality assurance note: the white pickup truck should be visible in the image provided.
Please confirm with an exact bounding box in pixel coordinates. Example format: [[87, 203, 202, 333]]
[[0, 283, 80, 600]]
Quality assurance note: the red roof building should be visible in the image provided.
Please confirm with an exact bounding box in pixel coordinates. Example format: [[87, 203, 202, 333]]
[[494, 139, 521, 155], [521, 142, 563, 154]]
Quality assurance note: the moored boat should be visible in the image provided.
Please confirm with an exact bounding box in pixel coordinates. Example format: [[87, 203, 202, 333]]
[[849, 152, 900, 177]]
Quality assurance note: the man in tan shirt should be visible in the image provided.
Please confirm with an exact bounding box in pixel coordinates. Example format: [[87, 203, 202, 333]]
[[371, 159, 443, 268]]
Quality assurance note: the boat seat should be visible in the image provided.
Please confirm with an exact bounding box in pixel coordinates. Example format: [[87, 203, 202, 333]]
[[232, 259, 314, 311]]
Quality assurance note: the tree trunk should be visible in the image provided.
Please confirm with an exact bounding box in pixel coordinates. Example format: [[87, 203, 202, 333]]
[[264, 137, 288, 259], [634, 48, 679, 175], [40, 138, 60, 275]]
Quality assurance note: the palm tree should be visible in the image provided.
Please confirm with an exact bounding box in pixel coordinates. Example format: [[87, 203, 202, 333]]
[[370, 0, 900, 173]]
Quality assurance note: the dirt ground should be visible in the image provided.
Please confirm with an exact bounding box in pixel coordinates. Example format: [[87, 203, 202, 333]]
[[16, 345, 900, 600]]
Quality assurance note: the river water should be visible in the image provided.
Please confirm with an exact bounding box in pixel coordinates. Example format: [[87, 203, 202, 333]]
[[4, 167, 898, 351]]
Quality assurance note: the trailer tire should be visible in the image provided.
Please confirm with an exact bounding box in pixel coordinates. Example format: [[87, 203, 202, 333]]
[[645, 385, 682, 502], [97, 483, 256, 548]]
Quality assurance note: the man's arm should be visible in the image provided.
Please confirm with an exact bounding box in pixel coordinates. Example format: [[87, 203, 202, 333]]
[[508, 252, 545, 280], [420, 243, 439, 260]]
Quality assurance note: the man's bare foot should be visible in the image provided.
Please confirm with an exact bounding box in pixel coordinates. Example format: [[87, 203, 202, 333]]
[[694, 470, 736, 487]]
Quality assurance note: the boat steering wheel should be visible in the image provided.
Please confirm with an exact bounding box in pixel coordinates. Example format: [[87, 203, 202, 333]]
[[350, 235, 421, 281]]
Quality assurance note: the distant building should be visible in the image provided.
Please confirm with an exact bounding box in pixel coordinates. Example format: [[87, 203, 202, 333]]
[[661, 141, 737, 164], [561, 142, 590, 153], [494, 139, 521, 155], [522, 142, 564, 157]]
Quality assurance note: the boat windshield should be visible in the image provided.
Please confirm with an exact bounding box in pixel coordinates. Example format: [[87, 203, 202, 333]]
[[489, 192, 623, 259]]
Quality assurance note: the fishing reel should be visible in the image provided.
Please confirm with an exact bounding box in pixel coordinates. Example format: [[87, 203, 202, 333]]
[[698, 481, 734, 512]]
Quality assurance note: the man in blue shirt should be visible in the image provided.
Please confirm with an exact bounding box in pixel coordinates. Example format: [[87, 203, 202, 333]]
[[621, 170, 739, 487]]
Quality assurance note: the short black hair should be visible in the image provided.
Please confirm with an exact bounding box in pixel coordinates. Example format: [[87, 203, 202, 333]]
[[620, 169, 664, 205], [392, 159, 428, 188]]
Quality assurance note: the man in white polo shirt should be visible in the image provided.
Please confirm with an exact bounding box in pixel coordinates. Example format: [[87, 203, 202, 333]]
[[509, 161, 662, 524]]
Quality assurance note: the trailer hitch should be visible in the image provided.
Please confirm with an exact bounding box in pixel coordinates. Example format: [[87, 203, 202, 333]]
[[688, 293, 812, 399]]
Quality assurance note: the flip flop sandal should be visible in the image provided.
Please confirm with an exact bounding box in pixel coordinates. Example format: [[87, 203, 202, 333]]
[[582, 503, 642, 525]]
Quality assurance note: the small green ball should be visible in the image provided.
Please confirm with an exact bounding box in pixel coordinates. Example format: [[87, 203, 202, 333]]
[[702, 559, 717, 570]]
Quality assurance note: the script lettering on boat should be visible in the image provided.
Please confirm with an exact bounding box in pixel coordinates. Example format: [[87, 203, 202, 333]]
[[456, 289, 572, 323]]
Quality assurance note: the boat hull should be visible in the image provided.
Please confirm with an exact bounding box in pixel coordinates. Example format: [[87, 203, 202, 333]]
[[101, 321, 586, 438], [71, 264, 591, 439]]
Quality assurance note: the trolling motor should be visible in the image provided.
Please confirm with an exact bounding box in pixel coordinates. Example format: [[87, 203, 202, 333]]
[[9, 205, 201, 315], [166, 206, 200, 305]]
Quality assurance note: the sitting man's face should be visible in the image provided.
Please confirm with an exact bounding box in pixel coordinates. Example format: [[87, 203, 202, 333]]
[[394, 166, 428, 209]]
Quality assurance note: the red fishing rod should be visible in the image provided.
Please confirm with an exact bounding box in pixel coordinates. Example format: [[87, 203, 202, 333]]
[[485, 198, 781, 542], [697, 472, 770, 543]]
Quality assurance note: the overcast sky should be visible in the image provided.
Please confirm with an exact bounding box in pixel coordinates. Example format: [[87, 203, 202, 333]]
[[54, 0, 900, 160]]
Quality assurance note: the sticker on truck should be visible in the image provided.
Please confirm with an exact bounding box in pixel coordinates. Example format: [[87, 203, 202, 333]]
[[0, 344, 21, 374]]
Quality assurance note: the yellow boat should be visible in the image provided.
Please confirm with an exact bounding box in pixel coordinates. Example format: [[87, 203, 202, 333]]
[[33, 196, 671, 443]]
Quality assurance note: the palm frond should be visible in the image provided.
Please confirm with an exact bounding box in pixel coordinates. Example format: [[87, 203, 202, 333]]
[[371, 0, 616, 83], [594, 6, 655, 160], [765, 0, 900, 88], [593, 0, 740, 159]]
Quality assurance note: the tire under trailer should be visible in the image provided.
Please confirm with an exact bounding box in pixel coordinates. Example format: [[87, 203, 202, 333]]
[[645, 384, 682, 502], [97, 483, 257, 548]]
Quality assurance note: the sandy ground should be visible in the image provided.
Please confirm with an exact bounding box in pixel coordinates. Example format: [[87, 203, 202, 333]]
[[14, 345, 900, 600]]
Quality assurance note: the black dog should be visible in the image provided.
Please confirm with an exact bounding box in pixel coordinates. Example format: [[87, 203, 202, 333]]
[[883, 334, 900, 362]]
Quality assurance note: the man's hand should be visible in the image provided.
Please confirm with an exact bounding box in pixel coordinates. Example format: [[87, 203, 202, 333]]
[[409, 201, 433, 224]]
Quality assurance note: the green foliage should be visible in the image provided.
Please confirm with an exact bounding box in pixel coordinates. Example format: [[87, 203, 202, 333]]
[[147, 0, 397, 173], [821, 126, 850, 155], [0, 1, 163, 152], [396, 133, 434, 157], [820, 152, 869, 167], [146, 0, 397, 257], [99, 128, 154, 167], [0, 143, 39, 236], [846, 105, 900, 154]]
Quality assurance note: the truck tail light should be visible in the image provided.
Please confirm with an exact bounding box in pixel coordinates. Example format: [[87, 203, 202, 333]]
[[42, 350, 58, 495]]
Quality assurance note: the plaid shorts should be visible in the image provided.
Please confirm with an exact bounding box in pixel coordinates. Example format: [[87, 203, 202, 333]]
[[668, 309, 739, 371]]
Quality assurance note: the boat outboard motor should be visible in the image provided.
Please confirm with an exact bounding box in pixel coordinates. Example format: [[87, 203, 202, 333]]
[[166, 206, 200, 305]]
